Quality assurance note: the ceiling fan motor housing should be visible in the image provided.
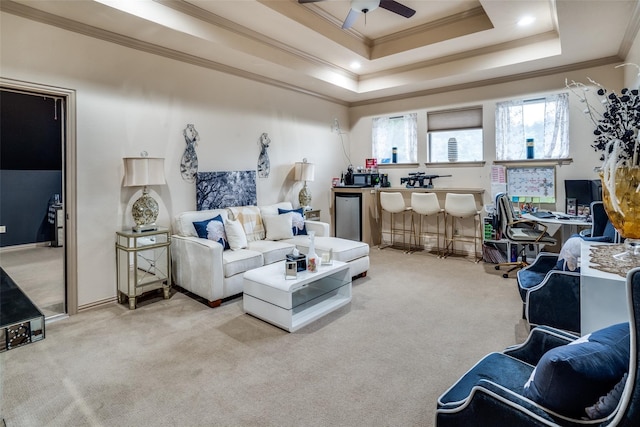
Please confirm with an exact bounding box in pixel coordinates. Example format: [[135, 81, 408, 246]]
[[352, 0, 380, 14]]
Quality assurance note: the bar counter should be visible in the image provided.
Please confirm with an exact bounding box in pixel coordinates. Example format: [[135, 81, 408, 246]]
[[331, 187, 485, 246]]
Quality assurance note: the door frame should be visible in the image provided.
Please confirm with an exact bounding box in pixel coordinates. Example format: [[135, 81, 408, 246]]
[[1, 77, 78, 315]]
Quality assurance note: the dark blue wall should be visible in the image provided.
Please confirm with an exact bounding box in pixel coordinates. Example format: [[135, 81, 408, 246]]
[[1, 90, 63, 248], [0, 170, 62, 246]]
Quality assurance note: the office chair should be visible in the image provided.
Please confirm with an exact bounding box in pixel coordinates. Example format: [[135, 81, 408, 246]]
[[580, 200, 621, 243], [493, 193, 556, 278]]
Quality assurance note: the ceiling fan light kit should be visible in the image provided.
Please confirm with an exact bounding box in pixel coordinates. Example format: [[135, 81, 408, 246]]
[[299, 0, 416, 30], [352, 0, 380, 14]]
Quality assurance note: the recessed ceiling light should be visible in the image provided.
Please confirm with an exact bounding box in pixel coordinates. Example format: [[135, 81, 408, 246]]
[[517, 16, 535, 26], [350, 61, 361, 70]]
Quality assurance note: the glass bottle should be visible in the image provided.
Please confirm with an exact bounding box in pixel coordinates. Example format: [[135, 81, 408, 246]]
[[307, 231, 318, 272]]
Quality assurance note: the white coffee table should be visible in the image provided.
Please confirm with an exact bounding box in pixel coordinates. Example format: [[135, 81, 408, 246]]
[[243, 260, 352, 332]]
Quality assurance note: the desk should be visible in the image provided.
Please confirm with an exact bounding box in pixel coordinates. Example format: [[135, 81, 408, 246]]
[[580, 241, 630, 334], [522, 212, 591, 244]]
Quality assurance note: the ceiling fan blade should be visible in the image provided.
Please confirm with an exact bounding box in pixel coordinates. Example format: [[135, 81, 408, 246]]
[[342, 8, 361, 29], [298, 0, 323, 3], [379, 0, 416, 18]]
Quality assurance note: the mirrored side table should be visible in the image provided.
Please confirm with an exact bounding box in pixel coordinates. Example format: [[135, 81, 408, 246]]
[[116, 227, 171, 309]]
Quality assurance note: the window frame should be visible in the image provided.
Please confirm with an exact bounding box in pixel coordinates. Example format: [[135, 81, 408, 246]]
[[426, 106, 484, 165], [495, 93, 569, 161], [371, 113, 418, 165]]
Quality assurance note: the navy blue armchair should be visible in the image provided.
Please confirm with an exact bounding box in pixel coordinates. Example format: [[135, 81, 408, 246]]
[[436, 266, 640, 426], [517, 252, 581, 334]]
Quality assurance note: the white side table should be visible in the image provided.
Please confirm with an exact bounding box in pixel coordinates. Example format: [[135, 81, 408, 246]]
[[580, 241, 629, 334], [116, 227, 171, 309]]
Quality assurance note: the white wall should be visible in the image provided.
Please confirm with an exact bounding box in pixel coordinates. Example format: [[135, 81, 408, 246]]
[[1, 13, 350, 308], [348, 65, 628, 210], [3, 11, 639, 309]]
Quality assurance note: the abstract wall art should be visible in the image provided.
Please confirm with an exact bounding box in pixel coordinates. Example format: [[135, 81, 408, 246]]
[[196, 170, 257, 210]]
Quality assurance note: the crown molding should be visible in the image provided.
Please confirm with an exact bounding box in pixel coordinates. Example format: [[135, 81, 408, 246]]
[[0, 0, 350, 106], [349, 56, 624, 108]]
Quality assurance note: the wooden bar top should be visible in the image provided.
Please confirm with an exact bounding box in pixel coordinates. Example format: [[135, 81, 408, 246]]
[[332, 187, 484, 194]]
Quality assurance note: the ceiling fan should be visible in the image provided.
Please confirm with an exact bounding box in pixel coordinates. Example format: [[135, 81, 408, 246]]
[[299, 0, 416, 30]]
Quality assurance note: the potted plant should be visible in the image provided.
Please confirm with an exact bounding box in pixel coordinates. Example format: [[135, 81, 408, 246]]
[[567, 65, 640, 258]]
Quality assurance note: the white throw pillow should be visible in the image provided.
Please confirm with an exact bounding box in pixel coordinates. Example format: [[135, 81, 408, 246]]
[[557, 236, 582, 271], [263, 214, 294, 241], [224, 218, 248, 250]]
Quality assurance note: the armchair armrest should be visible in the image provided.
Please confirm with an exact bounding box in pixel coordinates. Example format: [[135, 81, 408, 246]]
[[437, 379, 558, 426], [304, 220, 329, 237], [525, 270, 581, 334], [504, 326, 578, 366], [171, 235, 225, 302], [521, 252, 559, 274]]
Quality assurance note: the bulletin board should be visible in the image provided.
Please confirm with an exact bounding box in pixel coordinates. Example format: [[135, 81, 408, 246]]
[[506, 166, 556, 202]]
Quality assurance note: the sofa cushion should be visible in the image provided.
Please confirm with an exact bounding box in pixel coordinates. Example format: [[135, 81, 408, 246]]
[[278, 207, 307, 236], [227, 206, 265, 242], [263, 214, 294, 241], [259, 202, 293, 217], [288, 236, 369, 263], [224, 218, 248, 250], [174, 209, 228, 237], [222, 249, 263, 278], [522, 322, 630, 418], [193, 215, 230, 249], [247, 239, 295, 265]]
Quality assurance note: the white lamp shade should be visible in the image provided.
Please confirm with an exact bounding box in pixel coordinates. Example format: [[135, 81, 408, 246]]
[[123, 157, 166, 187], [294, 161, 315, 182]]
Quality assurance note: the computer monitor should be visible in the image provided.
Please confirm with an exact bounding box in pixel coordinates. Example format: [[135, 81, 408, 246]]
[[564, 179, 602, 213]]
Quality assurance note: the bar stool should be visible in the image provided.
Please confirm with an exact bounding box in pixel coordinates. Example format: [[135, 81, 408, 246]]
[[443, 193, 482, 262], [379, 191, 413, 252], [411, 192, 444, 256]]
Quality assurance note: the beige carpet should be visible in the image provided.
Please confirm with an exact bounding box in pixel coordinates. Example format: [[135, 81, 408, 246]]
[[1, 248, 527, 427]]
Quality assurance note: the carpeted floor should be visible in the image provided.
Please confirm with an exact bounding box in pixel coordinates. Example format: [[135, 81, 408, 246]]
[[0, 247, 527, 427]]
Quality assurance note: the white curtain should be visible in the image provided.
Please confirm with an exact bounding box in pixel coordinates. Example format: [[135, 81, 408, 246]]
[[495, 93, 569, 160], [372, 113, 417, 163]]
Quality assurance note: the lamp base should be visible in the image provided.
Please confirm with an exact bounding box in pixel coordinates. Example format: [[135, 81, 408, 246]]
[[298, 182, 312, 210], [132, 187, 159, 232], [132, 224, 158, 233]]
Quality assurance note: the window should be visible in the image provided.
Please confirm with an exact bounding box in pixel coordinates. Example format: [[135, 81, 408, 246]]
[[427, 107, 483, 163], [495, 93, 569, 160], [372, 113, 417, 163]]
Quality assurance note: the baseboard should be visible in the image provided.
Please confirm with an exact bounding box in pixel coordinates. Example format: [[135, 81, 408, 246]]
[[77, 296, 117, 312]]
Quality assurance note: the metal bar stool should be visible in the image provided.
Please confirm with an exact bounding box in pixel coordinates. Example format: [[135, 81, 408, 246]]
[[379, 191, 414, 252], [411, 192, 444, 257], [443, 193, 482, 262]]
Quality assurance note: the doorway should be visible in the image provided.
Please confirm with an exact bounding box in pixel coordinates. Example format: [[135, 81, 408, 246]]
[[0, 79, 77, 318]]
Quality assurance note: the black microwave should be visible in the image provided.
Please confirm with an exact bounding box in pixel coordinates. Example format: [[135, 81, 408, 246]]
[[353, 173, 379, 187]]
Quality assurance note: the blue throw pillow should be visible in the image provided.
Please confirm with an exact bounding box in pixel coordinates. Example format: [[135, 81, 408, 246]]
[[192, 215, 229, 249], [523, 322, 630, 418], [278, 208, 307, 236]]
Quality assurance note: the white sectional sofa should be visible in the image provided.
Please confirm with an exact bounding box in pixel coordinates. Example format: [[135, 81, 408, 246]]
[[171, 202, 370, 307]]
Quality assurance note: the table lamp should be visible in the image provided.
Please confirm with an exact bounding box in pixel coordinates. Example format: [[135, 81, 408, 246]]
[[123, 156, 166, 232], [294, 158, 315, 210]]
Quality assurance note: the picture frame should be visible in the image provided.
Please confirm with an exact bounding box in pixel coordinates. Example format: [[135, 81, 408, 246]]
[[566, 197, 577, 215]]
